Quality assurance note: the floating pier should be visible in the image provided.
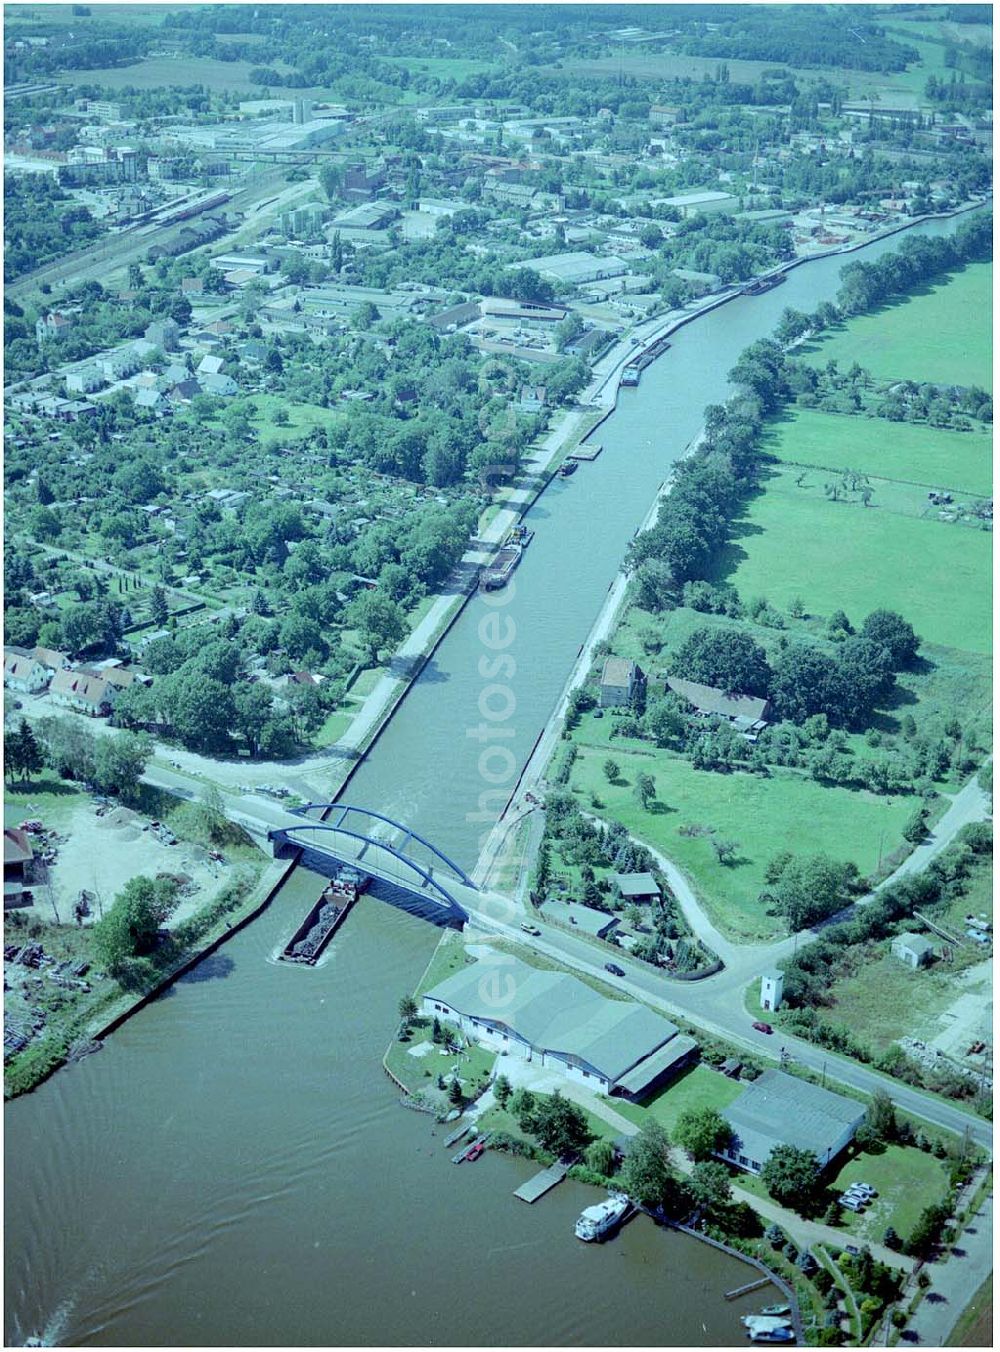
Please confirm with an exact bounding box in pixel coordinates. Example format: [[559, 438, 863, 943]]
[[567, 442, 602, 462], [513, 1156, 573, 1203], [725, 1276, 773, 1300]]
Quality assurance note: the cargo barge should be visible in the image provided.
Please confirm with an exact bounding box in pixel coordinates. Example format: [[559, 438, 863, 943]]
[[742, 273, 787, 296], [279, 872, 369, 965], [620, 335, 672, 387], [480, 543, 522, 591]]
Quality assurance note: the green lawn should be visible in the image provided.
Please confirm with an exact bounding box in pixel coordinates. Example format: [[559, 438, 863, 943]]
[[3, 777, 87, 830], [569, 748, 914, 941], [762, 407, 993, 498], [829, 1145, 950, 1246], [640, 1064, 744, 1134], [803, 263, 993, 390], [713, 466, 992, 655], [245, 394, 342, 439]]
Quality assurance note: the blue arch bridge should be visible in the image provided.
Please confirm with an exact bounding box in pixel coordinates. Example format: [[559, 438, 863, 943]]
[[265, 802, 488, 928]]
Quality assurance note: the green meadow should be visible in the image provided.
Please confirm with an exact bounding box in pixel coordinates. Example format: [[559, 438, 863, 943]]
[[762, 407, 993, 498], [804, 262, 993, 390]]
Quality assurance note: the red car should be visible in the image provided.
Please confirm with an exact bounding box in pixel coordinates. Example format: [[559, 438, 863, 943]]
[[752, 1021, 773, 1035]]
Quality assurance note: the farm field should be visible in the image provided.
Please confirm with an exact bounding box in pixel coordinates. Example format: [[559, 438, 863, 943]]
[[561, 50, 928, 109], [52, 56, 304, 96], [567, 746, 914, 941], [762, 408, 993, 499], [803, 263, 993, 390], [712, 465, 992, 655]]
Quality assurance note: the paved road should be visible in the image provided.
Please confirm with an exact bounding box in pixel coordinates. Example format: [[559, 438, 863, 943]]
[[907, 1192, 993, 1344]]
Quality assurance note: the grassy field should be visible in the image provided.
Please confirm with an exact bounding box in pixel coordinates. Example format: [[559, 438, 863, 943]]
[[560, 50, 929, 109], [242, 394, 342, 440], [821, 949, 972, 1053], [762, 408, 993, 498], [712, 466, 992, 655], [803, 264, 993, 390], [640, 1063, 744, 1134], [568, 746, 914, 941], [829, 1145, 950, 1246], [52, 56, 303, 95], [4, 777, 88, 831]]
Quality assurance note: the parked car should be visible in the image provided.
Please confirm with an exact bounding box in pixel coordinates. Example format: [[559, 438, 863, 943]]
[[752, 1021, 773, 1034], [845, 1245, 861, 1257], [520, 923, 541, 936], [604, 963, 625, 977], [840, 1195, 866, 1212], [848, 1183, 877, 1198]]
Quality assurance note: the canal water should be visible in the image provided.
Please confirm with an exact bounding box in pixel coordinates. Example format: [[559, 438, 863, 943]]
[[4, 212, 979, 1347]]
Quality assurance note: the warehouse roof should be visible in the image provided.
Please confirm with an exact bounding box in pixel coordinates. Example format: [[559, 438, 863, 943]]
[[723, 1069, 865, 1165], [425, 958, 679, 1083]]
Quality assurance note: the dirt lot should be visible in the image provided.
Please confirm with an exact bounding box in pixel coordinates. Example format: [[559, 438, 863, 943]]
[[925, 960, 993, 1062], [23, 800, 229, 927]]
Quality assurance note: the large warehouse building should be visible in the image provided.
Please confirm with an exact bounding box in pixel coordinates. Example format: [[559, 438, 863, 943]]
[[422, 958, 698, 1100]]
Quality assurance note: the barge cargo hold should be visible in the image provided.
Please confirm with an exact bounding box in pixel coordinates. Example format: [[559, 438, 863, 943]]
[[479, 543, 522, 591], [742, 273, 787, 296], [620, 335, 672, 386], [279, 873, 369, 965]]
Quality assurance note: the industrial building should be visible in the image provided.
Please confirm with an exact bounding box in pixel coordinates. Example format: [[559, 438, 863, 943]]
[[423, 957, 698, 1100]]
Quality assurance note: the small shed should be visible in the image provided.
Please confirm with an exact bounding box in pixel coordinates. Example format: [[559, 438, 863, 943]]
[[891, 932, 935, 969]]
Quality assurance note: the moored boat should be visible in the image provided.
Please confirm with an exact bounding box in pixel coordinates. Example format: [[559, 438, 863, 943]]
[[574, 1192, 630, 1242], [760, 1305, 791, 1317]]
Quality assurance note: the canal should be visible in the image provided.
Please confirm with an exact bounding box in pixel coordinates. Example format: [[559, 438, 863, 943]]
[[4, 211, 979, 1347]]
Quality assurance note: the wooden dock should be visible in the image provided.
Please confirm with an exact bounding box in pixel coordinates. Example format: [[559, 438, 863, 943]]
[[513, 1156, 573, 1203], [725, 1276, 772, 1300]]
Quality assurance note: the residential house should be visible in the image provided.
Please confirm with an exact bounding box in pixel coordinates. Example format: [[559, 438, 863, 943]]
[[197, 354, 225, 377], [3, 648, 51, 693], [32, 646, 70, 673], [35, 311, 75, 344], [50, 668, 116, 716], [201, 372, 239, 397], [422, 957, 698, 1100], [135, 387, 165, 412], [718, 1069, 865, 1175], [65, 366, 105, 396], [4, 828, 34, 908], [614, 872, 661, 904], [890, 932, 935, 969], [180, 277, 205, 297], [599, 656, 641, 708], [167, 377, 202, 405], [518, 384, 547, 412], [144, 318, 181, 351], [666, 676, 771, 738], [100, 346, 143, 381]]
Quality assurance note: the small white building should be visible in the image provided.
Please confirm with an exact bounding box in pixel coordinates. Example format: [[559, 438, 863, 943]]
[[65, 366, 105, 396], [760, 968, 784, 1013], [891, 932, 935, 969]]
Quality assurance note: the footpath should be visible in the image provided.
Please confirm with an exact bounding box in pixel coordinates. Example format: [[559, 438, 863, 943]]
[[906, 1190, 993, 1345]]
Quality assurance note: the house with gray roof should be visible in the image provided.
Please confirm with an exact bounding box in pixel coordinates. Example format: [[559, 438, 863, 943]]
[[540, 898, 619, 939], [614, 872, 661, 903], [718, 1069, 865, 1175], [600, 656, 641, 708], [666, 676, 771, 737], [422, 957, 697, 1100]]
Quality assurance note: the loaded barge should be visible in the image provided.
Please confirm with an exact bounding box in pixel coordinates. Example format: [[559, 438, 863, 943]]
[[480, 543, 522, 591], [620, 334, 672, 387], [279, 872, 369, 965], [742, 273, 787, 296]]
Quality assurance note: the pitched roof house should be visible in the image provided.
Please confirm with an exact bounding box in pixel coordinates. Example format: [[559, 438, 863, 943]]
[[718, 1069, 865, 1175], [3, 648, 51, 693], [666, 676, 771, 733], [50, 668, 116, 716]]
